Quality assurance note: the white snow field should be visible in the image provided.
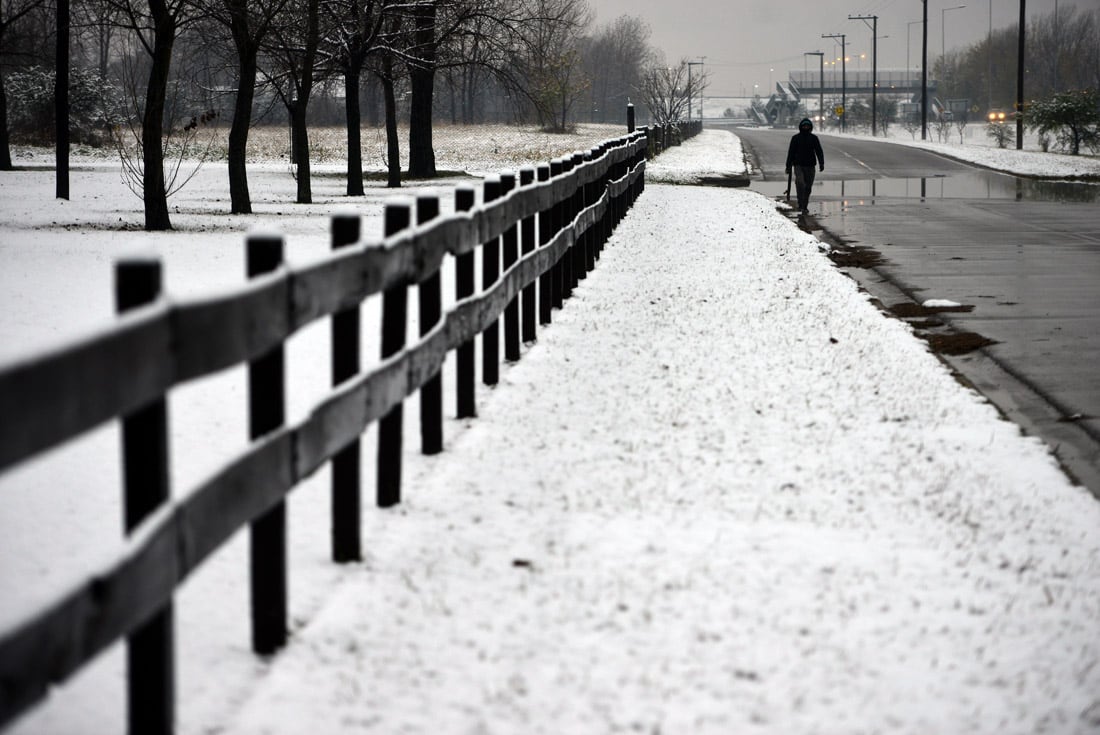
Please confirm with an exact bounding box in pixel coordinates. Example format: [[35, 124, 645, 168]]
[[1, 128, 1100, 734]]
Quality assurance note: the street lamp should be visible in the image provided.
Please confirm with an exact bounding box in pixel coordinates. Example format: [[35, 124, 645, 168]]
[[921, 0, 929, 140], [1016, 0, 1026, 149], [823, 33, 847, 132], [804, 51, 825, 125], [850, 14, 879, 135], [987, 0, 993, 109], [687, 59, 705, 121], [907, 19, 922, 83], [942, 5, 967, 80]]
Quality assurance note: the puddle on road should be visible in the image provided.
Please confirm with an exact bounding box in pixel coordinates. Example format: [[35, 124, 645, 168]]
[[754, 171, 1100, 203]]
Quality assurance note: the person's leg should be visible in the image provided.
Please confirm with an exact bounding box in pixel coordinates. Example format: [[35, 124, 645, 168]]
[[793, 167, 809, 210], [802, 166, 817, 209]]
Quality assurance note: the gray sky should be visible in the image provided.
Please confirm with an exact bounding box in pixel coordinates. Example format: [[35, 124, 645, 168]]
[[590, 0, 1087, 98]]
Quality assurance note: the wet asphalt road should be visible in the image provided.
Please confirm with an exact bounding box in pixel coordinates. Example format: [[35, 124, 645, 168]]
[[729, 125, 1100, 494]]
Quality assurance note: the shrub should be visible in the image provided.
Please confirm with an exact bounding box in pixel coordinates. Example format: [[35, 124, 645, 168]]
[[986, 121, 1015, 149], [6, 66, 125, 147], [1026, 89, 1100, 155]]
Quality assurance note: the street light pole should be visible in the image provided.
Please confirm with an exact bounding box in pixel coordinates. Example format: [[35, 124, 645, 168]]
[[1016, 0, 1026, 149], [687, 60, 705, 121], [921, 0, 928, 140], [822, 33, 846, 132], [988, 0, 993, 109], [804, 51, 825, 125], [942, 5, 967, 95], [941, 3, 967, 124], [907, 20, 921, 79], [849, 14, 878, 136]]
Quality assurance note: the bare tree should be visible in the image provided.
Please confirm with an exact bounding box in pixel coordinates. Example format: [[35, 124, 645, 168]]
[[0, 0, 48, 170], [194, 0, 290, 213], [581, 14, 652, 124], [369, 0, 403, 187], [104, 0, 198, 230], [508, 0, 590, 132], [111, 24, 218, 208], [261, 0, 321, 204], [953, 110, 969, 144], [322, 0, 386, 195], [73, 0, 127, 78], [638, 59, 706, 133], [436, 11, 504, 124]]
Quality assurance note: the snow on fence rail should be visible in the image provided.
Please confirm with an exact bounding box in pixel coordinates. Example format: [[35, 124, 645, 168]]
[[0, 122, 699, 733]]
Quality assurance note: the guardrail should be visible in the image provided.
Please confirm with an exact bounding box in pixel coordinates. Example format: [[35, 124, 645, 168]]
[[0, 128, 653, 733]]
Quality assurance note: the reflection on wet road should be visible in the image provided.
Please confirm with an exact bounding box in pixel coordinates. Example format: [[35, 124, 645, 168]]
[[752, 171, 1100, 204], [731, 126, 1100, 495]]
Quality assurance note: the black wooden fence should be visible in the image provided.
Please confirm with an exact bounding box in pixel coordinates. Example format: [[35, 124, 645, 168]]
[[0, 120, 699, 734]]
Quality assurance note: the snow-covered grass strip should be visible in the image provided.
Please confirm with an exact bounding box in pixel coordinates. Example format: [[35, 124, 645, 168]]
[[223, 184, 1100, 735]]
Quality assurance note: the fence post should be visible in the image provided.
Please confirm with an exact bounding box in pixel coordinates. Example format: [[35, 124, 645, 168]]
[[559, 156, 574, 300], [330, 215, 361, 563], [601, 145, 615, 247], [583, 150, 597, 273], [378, 203, 410, 508], [519, 167, 537, 343], [627, 102, 635, 133], [116, 258, 173, 735], [598, 143, 611, 256], [550, 159, 565, 309], [455, 187, 476, 418], [537, 164, 553, 326], [246, 234, 288, 656], [417, 195, 443, 454], [627, 138, 639, 207], [614, 146, 626, 227], [482, 177, 501, 386], [571, 151, 586, 286], [500, 172, 521, 362]]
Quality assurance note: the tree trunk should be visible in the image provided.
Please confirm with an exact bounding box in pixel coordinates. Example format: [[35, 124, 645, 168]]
[[364, 76, 381, 126], [380, 67, 400, 188], [142, 6, 176, 231], [0, 70, 12, 170], [292, 98, 311, 203], [291, 0, 319, 204], [227, 50, 257, 214], [448, 72, 457, 125], [406, 3, 436, 178], [56, 0, 70, 199], [344, 58, 364, 196], [407, 65, 436, 177]]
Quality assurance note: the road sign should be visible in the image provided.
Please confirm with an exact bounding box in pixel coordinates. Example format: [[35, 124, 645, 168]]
[[834, 106, 845, 115]]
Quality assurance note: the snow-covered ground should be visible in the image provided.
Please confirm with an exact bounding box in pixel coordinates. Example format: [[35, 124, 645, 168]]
[[3, 128, 1100, 734]]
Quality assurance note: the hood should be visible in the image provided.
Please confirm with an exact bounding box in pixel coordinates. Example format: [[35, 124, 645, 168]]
[[798, 118, 814, 132]]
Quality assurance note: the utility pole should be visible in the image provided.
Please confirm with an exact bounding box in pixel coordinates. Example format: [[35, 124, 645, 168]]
[[1016, 0, 1026, 149], [849, 14, 878, 135], [687, 59, 705, 121], [822, 33, 846, 132], [804, 52, 825, 125], [921, 0, 929, 140]]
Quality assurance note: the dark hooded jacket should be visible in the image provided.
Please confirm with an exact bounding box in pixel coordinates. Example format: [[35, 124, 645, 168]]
[[785, 118, 824, 170]]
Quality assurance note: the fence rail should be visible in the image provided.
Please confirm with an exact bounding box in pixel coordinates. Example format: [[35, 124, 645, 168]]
[[0, 120, 699, 733]]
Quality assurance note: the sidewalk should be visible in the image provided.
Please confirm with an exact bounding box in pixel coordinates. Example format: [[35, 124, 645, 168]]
[[219, 135, 1100, 735]]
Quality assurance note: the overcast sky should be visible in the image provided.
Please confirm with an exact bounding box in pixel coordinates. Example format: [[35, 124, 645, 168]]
[[590, 0, 1086, 98]]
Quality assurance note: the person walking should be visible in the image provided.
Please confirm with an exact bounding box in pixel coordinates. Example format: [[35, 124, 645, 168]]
[[785, 118, 825, 215]]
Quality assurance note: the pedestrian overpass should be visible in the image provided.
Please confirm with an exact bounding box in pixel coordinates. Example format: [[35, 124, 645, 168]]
[[789, 70, 936, 95]]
